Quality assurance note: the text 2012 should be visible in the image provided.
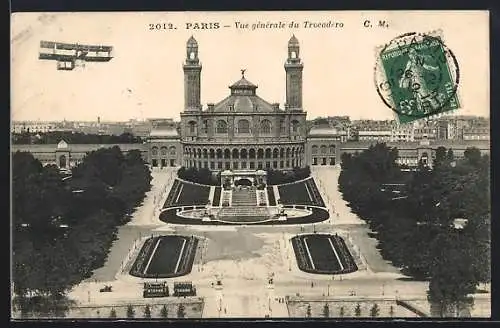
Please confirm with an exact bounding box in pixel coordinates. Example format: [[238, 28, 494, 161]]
[[148, 23, 177, 30]]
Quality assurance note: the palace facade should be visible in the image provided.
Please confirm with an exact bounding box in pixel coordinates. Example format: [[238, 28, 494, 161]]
[[169, 35, 307, 172]]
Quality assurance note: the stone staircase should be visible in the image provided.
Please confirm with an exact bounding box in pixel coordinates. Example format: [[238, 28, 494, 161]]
[[218, 207, 271, 222], [216, 188, 272, 222], [231, 189, 258, 206]]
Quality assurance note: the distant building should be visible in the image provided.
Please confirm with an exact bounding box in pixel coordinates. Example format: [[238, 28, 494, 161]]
[[306, 122, 346, 166], [391, 122, 415, 142], [353, 120, 393, 142], [11, 121, 61, 133], [463, 127, 490, 141], [11, 140, 147, 169]]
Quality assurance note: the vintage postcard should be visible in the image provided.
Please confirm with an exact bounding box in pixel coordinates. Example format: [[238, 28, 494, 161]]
[[11, 11, 490, 319]]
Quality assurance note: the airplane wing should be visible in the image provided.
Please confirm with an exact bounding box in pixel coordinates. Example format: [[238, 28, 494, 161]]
[[39, 41, 113, 62]]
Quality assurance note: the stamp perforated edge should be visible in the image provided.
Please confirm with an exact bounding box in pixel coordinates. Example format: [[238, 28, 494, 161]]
[[373, 29, 461, 126]]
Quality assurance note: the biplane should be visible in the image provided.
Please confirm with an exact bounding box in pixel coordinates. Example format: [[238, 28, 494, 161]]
[[39, 40, 113, 70]]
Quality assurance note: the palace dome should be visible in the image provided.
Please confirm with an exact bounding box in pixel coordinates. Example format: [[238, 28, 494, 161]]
[[211, 75, 279, 113]]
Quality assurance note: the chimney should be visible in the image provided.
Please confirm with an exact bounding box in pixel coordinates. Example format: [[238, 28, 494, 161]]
[[207, 103, 215, 111], [272, 103, 280, 111]]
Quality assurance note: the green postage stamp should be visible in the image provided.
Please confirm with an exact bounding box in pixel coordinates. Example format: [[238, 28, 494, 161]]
[[374, 30, 461, 124]]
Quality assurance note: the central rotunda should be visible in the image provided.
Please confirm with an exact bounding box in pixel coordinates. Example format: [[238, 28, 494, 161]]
[[180, 35, 307, 174]]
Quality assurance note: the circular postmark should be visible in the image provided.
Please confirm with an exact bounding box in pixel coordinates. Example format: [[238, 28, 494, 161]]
[[374, 31, 460, 123]]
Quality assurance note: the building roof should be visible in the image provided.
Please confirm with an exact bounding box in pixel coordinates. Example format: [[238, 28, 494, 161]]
[[229, 77, 257, 89], [187, 36, 198, 46], [149, 127, 179, 138], [57, 140, 69, 149], [212, 94, 277, 113], [11, 143, 147, 153], [308, 126, 345, 137], [288, 35, 299, 46], [339, 139, 490, 150], [211, 74, 278, 113]]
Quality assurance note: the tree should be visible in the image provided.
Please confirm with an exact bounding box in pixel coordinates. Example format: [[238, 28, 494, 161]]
[[370, 303, 380, 317], [12, 146, 152, 317], [354, 303, 362, 317], [109, 308, 117, 318], [177, 303, 186, 318], [160, 305, 168, 318], [427, 233, 477, 317], [125, 149, 145, 165], [144, 304, 151, 318], [434, 146, 447, 167], [446, 149, 454, 161], [322, 303, 330, 318], [306, 304, 312, 318], [126, 305, 135, 318], [464, 147, 482, 166]]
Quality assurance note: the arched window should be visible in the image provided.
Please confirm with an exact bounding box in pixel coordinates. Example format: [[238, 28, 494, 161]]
[[170, 146, 176, 156], [312, 145, 318, 154], [265, 148, 272, 159], [280, 120, 286, 134], [209, 149, 215, 159], [161, 147, 167, 156], [257, 149, 264, 159], [188, 121, 197, 134], [329, 145, 335, 154], [260, 120, 272, 134], [291, 120, 300, 133], [232, 149, 239, 159], [152, 147, 158, 156], [224, 149, 231, 159], [249, 149, 256, 159], [216, 120, 228, 134], [241, 149, 248, 159], [216, 149, 223, 159], [320, 145, 327, 154], [273, 148, 279, 158], [237, 119, 250, 133], [59, 155, 67, 168], [202, 120, 208, 134]]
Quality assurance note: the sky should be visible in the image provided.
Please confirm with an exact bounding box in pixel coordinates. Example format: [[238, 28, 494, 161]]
[[11, 11, 489, 122]]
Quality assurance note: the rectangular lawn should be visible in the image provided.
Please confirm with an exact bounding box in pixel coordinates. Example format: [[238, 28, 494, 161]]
[[303, 235, 343, 272], [145, 236, 185, 276]]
